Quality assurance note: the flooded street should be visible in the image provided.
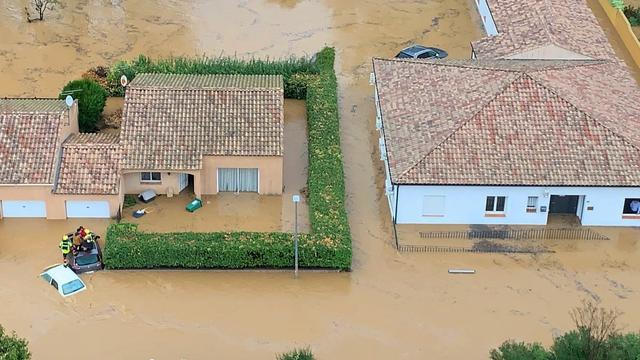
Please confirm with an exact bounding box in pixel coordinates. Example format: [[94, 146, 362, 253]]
[[2, 1, 640, 359]]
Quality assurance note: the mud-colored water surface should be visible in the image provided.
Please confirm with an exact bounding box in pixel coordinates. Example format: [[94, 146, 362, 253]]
[[2, 1, 640, 360]]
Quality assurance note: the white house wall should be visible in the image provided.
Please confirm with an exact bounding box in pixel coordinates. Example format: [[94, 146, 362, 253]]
[[394, 185, 640, 226]]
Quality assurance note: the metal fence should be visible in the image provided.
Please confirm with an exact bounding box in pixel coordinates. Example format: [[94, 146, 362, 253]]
[[398, 244, 554, 254], [419, 228, 608, 241]]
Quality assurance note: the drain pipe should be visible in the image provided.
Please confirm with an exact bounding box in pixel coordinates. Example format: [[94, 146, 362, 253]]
[[393, 184, 400, 249]]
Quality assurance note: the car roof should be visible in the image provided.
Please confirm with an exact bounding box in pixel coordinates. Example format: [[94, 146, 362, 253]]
[[43, 264, 82, 283]]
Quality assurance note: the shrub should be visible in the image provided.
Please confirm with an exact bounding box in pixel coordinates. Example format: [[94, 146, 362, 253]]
[[0, 325, 31, 360], [105, 54, 317, 98], [104, 47, 351, 270], [610, 0, 625, 11], [123, 194, 137, 208], [277, 347, 314, 360], [550, 329, 592, 360], [59, 79, 107, 132], [624, 5, 640, 26], [606, 333, 640, 359], [490, 340, 550, 360]]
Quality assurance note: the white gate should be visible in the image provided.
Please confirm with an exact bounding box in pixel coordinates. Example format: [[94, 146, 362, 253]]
[[218, 168, 258, 192]]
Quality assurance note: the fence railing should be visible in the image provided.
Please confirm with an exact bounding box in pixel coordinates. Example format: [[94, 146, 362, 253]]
[[419, 228, 609, 241], [398, 244, 554, 253]]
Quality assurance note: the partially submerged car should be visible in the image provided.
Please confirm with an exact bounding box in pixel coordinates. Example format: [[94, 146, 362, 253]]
[[66, 240, 103, 274], [395, 45, 448, 59], [40, 264, 86, 297]]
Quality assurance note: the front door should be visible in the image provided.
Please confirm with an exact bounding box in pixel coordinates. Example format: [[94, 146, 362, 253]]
[[548, 195, 579, 214]]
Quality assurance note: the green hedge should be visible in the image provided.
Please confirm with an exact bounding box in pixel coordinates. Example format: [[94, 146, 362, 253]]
[[106, 54, 317, 99], [104, 47, 352, 270]]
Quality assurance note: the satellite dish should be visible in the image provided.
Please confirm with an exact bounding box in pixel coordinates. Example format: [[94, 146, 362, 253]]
[[64, 95, 74, 108], [120, 75, 128, 87]]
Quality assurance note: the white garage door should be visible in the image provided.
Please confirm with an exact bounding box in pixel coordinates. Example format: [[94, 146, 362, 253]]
[[66, 201, 110, 218], [2, 200, 47, 218], [218, 168, 259, 192]]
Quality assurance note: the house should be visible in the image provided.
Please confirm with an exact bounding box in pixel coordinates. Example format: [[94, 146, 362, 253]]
[[471, 0, 617, 60], [0, 99, 121, 219], [119, 73, 284, 198], [372, 58, 640, 226]]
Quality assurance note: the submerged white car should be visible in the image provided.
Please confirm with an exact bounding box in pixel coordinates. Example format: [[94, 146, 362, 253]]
[[40, 264, 86, 297]]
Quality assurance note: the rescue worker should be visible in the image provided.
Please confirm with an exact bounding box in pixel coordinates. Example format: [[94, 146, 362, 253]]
[[72, 232, 83, 254], [59, 235, 72, 260]]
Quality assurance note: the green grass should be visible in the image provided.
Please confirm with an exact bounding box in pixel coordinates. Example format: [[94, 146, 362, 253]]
[[103, 47, 352, 270]]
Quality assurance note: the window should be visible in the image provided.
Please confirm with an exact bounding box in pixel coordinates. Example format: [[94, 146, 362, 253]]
[[622, 198, 640, 215], [485, 196, 506, 212], [422, 195, 446, 217], [140, 172, 161, 182], [218, 168, 259, 192], [527, 196, 538, 213]]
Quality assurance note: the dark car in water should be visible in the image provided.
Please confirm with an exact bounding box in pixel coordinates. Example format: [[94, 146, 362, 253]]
[[66, 241, 103, 274], [395, 45, 448, 59]]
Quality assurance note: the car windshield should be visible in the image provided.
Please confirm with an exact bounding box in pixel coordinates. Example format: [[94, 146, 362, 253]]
[[61, 279, 85, 295], [76, 254, 99, 266]]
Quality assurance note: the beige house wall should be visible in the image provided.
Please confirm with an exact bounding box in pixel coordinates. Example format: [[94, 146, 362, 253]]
[[0, 185, 119, 219], [123, 171, 182, 195], [201, 155, 283, 195]]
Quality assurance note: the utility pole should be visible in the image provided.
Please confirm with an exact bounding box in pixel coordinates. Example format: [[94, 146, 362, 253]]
[[292, 195, 300, 278]]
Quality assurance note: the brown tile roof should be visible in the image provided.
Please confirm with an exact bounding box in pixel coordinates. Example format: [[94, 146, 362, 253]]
[[373, 58, 640, 186], [54, 133, 121, 195], [0, 99, 68, 184], [472, 0, 616, 60], [121, 74, 284, 170]]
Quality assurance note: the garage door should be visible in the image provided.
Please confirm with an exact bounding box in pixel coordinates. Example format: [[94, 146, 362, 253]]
[[66, 201, 110, 218], [218, 168, 258, 192], [2, 200, 47, 218]]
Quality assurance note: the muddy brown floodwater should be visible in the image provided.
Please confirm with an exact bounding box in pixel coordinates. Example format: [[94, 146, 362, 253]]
[[2, 1, 640, 359]]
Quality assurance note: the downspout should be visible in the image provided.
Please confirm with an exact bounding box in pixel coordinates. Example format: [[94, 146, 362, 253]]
[[393, 184, 400, 249]]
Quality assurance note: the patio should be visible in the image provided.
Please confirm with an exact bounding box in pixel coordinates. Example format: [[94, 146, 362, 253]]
[[120, 99, 310, 233]]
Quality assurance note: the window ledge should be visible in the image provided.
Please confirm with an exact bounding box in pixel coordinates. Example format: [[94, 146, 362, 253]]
[[140, 181, 162, 184], [422, 214, 445, 217], [526, 208, 537, 213], [622, 215, 640, 219], [484, 213, 506, 218]]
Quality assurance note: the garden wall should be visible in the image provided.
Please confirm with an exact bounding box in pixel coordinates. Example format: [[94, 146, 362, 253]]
[[598, 0, 640, 69]]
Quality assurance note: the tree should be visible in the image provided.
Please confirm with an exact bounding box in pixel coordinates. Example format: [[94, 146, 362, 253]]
[[26, 0, 58, 22], [59, 79, 108, 133], [0, 325, 31, 360], [568, 300, 621, 360], [490, 340, 550, 360]]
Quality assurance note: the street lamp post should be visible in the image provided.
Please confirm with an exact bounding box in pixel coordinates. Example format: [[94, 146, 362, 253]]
[[292, 194, 300, 278]]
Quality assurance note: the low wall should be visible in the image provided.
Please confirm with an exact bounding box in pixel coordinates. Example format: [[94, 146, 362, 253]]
[[597, 0, 640, 69]]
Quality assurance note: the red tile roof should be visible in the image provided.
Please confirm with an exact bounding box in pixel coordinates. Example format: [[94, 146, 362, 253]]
[[54, 133, 120, 195], [120, 74, 284, 170], [0, 99, 68, 184], [373, 58, 640, 186], [472, 0, 617, 60]]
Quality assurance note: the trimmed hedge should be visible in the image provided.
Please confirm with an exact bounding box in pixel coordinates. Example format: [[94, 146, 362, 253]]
[[104, 47, 352, 270], [106, 54, 317, 99]]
